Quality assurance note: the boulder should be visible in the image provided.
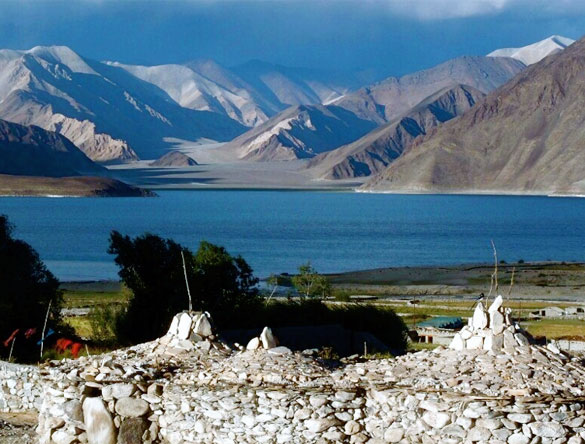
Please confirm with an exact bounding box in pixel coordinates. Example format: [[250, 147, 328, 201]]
[[82, 397, 116, 444], [260, 327, 277, 349], [115, 397, 150, 418], [194, 313, 213, 338], [176, 313, 193, 340], [246, 337, 260, 350], [118, 418, 148, 444], [472, 303, 488, 329]]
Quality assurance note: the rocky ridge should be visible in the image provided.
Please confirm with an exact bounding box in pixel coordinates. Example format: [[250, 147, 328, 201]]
[[2, 305, 585, 443]]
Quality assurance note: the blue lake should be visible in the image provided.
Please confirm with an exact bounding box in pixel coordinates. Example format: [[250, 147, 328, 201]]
[[1, 191, 585, 281]]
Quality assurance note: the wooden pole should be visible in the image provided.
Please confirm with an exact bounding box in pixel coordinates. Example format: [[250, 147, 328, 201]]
[[181, 251, 193, 312], [40, 300, 52, 360]]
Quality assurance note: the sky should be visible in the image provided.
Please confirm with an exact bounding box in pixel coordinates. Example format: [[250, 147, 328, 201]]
[[1, 0, 585, 77]]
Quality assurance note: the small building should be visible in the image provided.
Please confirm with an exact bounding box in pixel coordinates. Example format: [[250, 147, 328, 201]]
[[530, 306, 585, 319]]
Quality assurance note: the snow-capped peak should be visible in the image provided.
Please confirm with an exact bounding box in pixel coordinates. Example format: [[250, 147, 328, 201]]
[[487, 35, 575, 65]]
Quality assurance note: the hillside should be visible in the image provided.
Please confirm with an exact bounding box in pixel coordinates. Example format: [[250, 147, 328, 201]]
[[0, 174, 153, 197], [362, 35, 585, 195], [0, 118, 103, 177], [219, 105, 376, 161], [150, 151, 198, 167], [306, 85, 484, 179], [0, 46, 245, 162], [332, 56, 525, 125]]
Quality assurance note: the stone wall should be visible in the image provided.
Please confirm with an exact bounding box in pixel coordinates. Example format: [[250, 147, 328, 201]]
[[0, 361, 43, 413], [33, 309, 585, 444]]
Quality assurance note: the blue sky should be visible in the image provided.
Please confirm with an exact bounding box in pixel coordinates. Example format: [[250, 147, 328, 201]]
[[1, 0, 585, 77]]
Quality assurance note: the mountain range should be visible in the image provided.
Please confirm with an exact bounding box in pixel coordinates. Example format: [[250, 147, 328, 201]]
[[0, 46, 245, 162], [361, 35, 585, 195], [305, 85, 485, 179], [0, 34, 579, 195], [223, 55, 524, 164]]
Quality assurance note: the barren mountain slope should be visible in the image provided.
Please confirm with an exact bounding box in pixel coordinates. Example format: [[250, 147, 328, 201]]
[[220, 104, 377, 161], [333, 56, 525, 125], [0, 118, 103, 177], [306, 85, 484, 179], [0, 46, 245, 162], [150, 151, 198, 167], [362, 35, 585, 195]]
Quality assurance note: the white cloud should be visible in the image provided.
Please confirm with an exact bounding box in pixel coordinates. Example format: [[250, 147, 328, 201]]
[[381, 0, 585, 21]]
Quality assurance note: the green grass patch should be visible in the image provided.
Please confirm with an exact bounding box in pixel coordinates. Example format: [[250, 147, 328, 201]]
[[62, 287, 131, 308], [523, 319, 585, 340]]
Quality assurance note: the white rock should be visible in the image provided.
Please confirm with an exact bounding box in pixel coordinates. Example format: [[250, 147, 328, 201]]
[[460, 326, 473, 340], [467, 336, 484, 350], [449, 333, 465, 350], [422, 411, 451, 428], [82, 397, 116, 444], [167, 315, 179, 336], [508, 433, 530, 444], [472, 303, 488, 329], [488, 295, 503, 314], [177, 313, 193, 340], [246, 337, 260, 350], [260, 327, 277, 349], [267, 346, 292, 355], [514, 333, 529, 346], [491, 310, 505, 335], [194, 313, 213, 338]]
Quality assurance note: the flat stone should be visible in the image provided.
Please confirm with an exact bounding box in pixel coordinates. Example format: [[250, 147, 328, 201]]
[[63, 399, 83, 422], [345, 420, 361, 435], [305, 418, 339, 433], [422, 411, 451, 428], [491, 310, 505, 335], [177, 313, 193, 340], [488, 295, 503, 314], [194, 313, 213, 338], [514, 333, 529, 346], [467, 336, 484, 350], [449, 333, 464, 350], [472, 303, 488, 329], [118, 418, 148, 444], [167, 315, 179, 336], [384, 427, 404, 443], [507, 433, 530, 444], [82, 397, 116, 444], [246, 337, 260, 350], [115, 397, 150, 418], [267, 346, 292, 355], [529, 422, 566, 439], [508, 413, 532, 424], [468, 426, 491, 442], [260, 326, 277, 349]]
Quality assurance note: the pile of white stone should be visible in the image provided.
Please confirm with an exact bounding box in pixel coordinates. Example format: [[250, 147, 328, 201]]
[[13, 301, 585, 443], [450, 295, 530, 352], [0, 362, 42, 413]]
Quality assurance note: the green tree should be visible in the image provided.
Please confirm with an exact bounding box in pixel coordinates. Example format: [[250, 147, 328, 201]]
[[108, 232, 260, 343], [292, 262, 331, 298], [0, 215, 64, 361]]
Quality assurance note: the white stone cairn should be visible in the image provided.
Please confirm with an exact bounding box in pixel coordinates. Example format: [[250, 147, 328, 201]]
[[6, 308, 584, 444], [449, 295, 530, 352]]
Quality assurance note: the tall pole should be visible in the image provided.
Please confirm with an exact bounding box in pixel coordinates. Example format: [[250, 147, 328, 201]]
[[181, 251, 193, 312], [40, 300, 52, 360]]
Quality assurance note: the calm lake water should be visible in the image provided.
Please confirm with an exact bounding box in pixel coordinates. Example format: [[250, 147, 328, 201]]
[[1, 191, 585, 281]]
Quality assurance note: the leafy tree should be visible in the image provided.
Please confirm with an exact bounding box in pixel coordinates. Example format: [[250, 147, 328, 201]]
[[108, 232, 260, 343], [292, 262, 331, 298], [0, 215, 64, 361]]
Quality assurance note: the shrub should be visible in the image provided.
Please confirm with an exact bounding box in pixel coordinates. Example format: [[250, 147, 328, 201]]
[[88, 304, 124, 344], [0, 215, 65, 361], [108, 231, 260, 343]]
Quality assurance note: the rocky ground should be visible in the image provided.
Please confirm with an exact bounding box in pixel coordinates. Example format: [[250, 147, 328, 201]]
[[0, 412, 37, 444]]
